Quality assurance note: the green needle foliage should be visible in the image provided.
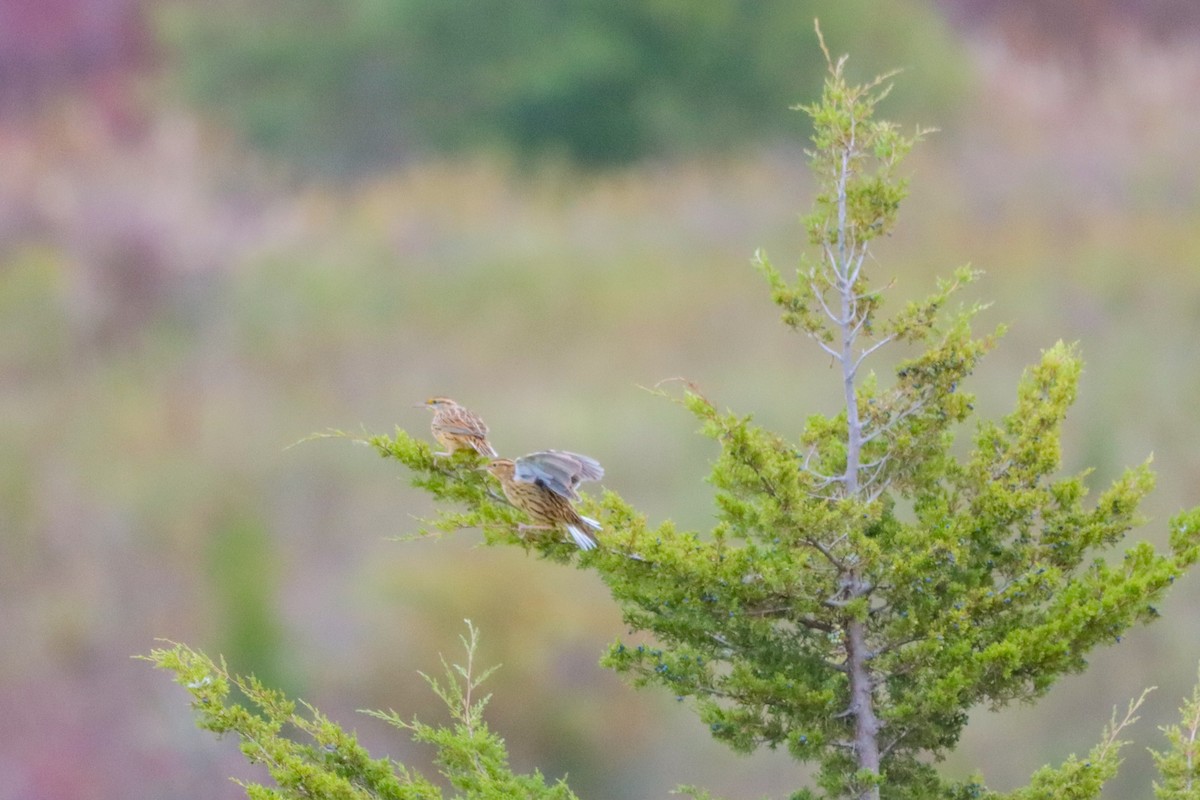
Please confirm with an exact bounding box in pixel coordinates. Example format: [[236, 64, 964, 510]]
[[1151, 666, 1200, 799], [144, 622, 577, 800], [150, 28, 1200, 800]]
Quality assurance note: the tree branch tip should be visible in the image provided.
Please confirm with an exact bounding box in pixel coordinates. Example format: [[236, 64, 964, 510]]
[[864, 69, 904, 96], [653, 375, 699, 391], [653, 376, 714, 407], [813, 18, 832, 67], [285, 427, 370, 451]]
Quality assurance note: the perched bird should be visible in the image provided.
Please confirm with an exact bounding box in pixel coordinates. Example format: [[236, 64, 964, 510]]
[[417, 397, 498, 458], [486, 451, 604, 550]]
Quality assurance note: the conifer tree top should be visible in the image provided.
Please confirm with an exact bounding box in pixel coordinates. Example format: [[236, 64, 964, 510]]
[[152, 23, 1200, 800], [363, 25, 1200, 798]]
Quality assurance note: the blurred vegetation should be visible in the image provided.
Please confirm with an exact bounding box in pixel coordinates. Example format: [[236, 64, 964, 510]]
[[152, 0, 969, 173], [2, 4, 1200, 799]]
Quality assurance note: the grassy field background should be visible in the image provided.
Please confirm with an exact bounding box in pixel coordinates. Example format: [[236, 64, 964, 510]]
[[2, 14, 1199, 799]]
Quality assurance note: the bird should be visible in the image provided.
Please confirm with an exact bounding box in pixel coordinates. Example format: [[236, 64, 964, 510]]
[[486, 451, 604, 550], [417, 397, 498, 458]]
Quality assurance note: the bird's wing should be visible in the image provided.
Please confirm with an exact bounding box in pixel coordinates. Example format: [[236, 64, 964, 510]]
[[440, 409, 489, 437], [513, 458, 575, 499], [544, 450, 604, 482], [440, 423, 487, 437], [515, 450, 603, 500]]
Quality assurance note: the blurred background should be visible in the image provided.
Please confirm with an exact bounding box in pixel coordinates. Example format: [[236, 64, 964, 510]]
[[1, 1, 1199, 797]]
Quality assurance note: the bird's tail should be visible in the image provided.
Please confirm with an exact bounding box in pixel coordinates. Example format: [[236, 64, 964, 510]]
[[472, 439, 499, 458], [567, 517, 601, 551]]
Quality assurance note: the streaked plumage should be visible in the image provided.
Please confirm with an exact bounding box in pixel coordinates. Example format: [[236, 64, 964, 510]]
[[418, 397, 497, 457], [486, 451, 603, 550]]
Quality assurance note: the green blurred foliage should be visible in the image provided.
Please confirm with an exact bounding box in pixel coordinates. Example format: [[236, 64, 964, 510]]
[[206, 509, 288, 690], [153, 0, 968, 173]]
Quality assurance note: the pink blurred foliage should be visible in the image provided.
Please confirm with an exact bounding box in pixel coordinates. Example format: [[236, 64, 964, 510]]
[[0, 660, 249, 800], [0, 0, 152, 135], [0, 102, 289, 351], [938, 0, 1200, 60]]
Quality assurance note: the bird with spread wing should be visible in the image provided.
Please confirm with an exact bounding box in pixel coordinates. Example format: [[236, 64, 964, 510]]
[[486, 450, 604, 550]]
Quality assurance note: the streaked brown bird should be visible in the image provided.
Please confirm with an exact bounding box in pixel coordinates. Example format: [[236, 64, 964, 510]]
[[486, 451, 604, 550], [417, 397, 498, 458]]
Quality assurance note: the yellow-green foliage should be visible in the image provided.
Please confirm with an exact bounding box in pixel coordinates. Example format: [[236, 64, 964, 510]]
[[1150, 666, 1200, 800], [992, 691, 1150, 800], [145, 623, 577, 800]]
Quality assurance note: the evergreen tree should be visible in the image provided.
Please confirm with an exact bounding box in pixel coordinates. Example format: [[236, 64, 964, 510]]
[[149, 32, 1200, 800]]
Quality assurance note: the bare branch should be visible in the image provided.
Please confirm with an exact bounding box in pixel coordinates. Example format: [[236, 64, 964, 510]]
[[810, 264, 845, 325], [863, 484, 890, 504], [744, 605, 791, 618], [848, 244, 869, 287], [853, 334, 896, 373], [800, 446, 840, 485], [707, 632, 741, 653], [848, 306, 870, 341], [880, 727, 911, 759], [809, 335, 845, 363], [803, 535, 847, 569], [794, 615, 837, 633], [860, 397, 929, 445], [858, 454, 892, 488]]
